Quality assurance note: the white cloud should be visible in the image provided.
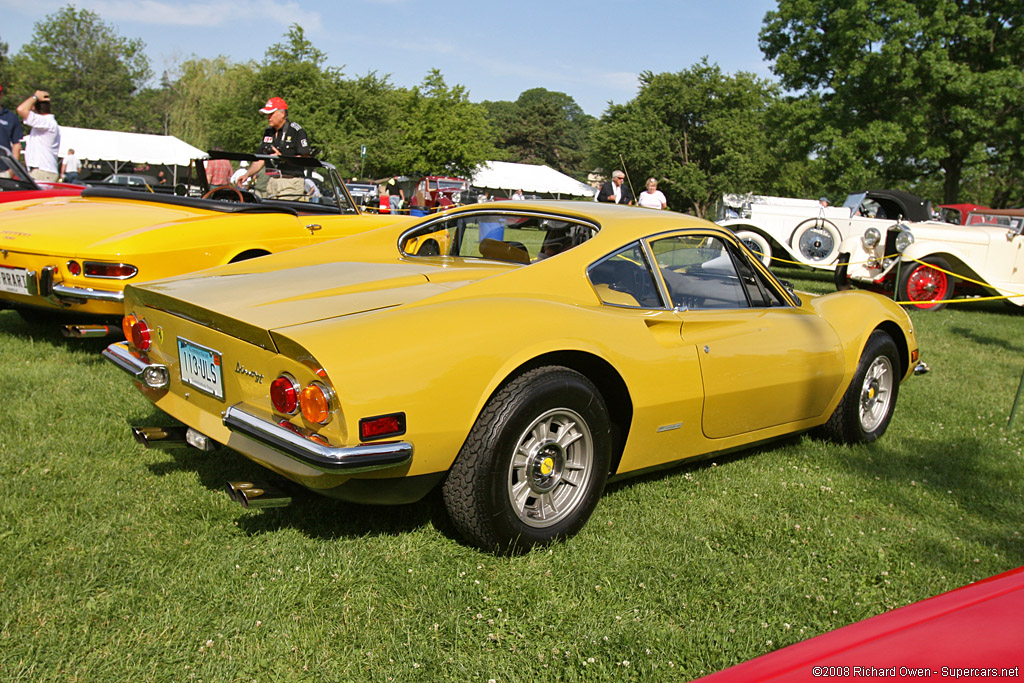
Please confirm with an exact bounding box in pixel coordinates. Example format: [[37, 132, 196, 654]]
[[50, 0, 322, 30]]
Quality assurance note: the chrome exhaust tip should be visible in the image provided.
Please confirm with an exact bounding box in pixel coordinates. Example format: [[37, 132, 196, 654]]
[[131, 426, 217, 451], [62, 324, 115, 338], [914, 362, 931, 376], [226, 480, 292, 509], [132, 425, 188, 448]]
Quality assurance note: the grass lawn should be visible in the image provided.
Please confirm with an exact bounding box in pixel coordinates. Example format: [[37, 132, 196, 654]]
[[1, 270, 1022, 681]]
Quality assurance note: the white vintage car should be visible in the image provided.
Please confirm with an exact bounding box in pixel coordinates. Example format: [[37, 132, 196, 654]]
[[834, 208, 1024, 310], [718, 190, 937, 268]]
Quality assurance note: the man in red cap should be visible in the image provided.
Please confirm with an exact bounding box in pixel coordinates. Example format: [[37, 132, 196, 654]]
[[236, 96, 310, 199]]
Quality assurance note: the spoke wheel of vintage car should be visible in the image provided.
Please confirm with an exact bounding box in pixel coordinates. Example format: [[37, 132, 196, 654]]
[[443, 366, 611, 553], [818, 330, 900, 444], [791, 218, 841, 265], [735, 230, 772, 266], [898, 257, 955, 311]]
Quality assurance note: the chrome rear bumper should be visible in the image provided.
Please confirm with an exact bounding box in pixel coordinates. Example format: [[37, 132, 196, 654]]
[[103, 341, 169, 389], [223, 405, 413, 474]]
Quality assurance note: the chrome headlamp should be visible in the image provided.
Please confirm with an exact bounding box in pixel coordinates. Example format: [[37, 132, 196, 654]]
[[862, 227, 881, 248], [895, 229, 915, 253]]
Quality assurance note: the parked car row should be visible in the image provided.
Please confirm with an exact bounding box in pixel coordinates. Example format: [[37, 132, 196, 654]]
[[719, 190, 1024, 310]]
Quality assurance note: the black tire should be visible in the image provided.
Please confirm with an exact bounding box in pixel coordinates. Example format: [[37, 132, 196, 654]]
[[442, 366, 611, 553], [897, 256, 955, 311], [819, 331, 900, 444]]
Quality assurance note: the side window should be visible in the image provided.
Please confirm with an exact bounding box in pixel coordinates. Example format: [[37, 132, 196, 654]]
[[732, 250, 787, 307], [650, 235, 749, 310], [400, 213, 594, 262], [588, 243, 664, 308]]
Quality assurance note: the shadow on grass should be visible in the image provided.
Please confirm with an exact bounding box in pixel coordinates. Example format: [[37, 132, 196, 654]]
[[838, 435, 1024, 566], [0, 309, 120, 361], [950, 325, 1024, 353], [139, 421, 457, 544]]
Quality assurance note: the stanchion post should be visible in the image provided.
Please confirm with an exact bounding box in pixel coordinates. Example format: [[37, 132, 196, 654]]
[[1008, 366, 1024, 429]]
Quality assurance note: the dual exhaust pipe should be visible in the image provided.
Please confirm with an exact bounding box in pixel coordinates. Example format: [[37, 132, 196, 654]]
[[225, 481, 292, 509], [131, 425, 292, 510]]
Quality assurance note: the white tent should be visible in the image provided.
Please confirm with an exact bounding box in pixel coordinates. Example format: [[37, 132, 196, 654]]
[[54, 126, 206, 170], [471, 160, 595, 198]]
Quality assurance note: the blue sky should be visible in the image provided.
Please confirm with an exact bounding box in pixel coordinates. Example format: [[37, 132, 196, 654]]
[[1, 0, 780, 117]]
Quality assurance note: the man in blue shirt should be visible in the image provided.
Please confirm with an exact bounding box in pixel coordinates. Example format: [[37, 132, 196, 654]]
[[0, 82, 24, 162]]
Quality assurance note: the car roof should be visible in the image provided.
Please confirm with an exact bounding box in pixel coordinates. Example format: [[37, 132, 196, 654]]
[[430, 200, 717, 244], [864, 189, 931, 222]]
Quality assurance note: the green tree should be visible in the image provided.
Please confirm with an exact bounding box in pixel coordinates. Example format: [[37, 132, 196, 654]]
[[760, 0, 1024, 204], [10, 5, 151, 130], [484, 88, 594, 177], [591, 60, 779, 217], [165, 56, 258, 152], [397, 69, 495, 179]]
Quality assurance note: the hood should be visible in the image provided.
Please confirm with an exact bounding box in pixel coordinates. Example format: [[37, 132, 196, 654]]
[[0, 195, 223, 255], [903, 222, 990, 247], [129, 259, 513, 350]]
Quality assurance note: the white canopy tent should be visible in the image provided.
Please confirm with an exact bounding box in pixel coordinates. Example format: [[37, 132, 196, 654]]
[[471, 160, 595, 199], [48, 127, 207, 182]]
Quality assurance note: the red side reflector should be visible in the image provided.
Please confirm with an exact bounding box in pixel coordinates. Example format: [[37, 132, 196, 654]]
[[359, 413, 406, 441], [66, 260, 81, 276]]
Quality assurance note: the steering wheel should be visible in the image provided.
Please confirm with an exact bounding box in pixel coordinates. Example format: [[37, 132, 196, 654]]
[[202, 185, 244, 202]]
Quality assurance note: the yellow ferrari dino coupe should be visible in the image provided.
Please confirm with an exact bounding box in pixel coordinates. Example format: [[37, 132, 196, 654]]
[[0, 152, 403, 335], [104, 201, 926, 552]]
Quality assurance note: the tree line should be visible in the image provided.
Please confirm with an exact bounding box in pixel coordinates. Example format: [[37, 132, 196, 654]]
[[1, 2, 1021, 216]]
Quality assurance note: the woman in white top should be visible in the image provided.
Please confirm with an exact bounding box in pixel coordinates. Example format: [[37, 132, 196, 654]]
[[637, 177, 667, 210]]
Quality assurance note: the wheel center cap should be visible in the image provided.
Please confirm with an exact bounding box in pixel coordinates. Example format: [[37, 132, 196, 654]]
[[863, 379, 880, 407], [530, 443, 564, 493]]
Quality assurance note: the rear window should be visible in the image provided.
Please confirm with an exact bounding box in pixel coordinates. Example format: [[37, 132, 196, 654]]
[[401, 212, 596, 263]]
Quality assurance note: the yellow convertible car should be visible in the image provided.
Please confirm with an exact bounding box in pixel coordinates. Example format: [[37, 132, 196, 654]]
[[0, 152, 402, 335], [103, 201, 927, 552]]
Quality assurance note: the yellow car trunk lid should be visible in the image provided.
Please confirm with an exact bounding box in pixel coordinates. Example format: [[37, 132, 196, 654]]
[[0, 196, 221, 255], [128, 260, 505, 351]]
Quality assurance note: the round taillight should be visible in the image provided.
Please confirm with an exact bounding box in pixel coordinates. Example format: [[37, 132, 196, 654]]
[[270, 374, 299, 415], [122, 314, 137, 342], [131, 318, 151, 351], [300, 382, 333, 424], [67, 260, 81, 276]]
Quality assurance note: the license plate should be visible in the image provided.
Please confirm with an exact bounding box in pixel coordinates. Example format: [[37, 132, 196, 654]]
[[0, 266, 30, 295], [177, 338, 224, 400]]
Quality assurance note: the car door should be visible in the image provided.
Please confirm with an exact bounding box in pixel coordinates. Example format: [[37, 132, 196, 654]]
[[648, 232, 846, 440]]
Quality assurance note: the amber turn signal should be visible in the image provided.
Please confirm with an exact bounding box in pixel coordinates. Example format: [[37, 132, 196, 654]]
[[299, 382, 333, 425]]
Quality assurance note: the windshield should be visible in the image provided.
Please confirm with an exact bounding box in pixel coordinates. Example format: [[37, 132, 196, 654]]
[[198, 153, 357, 214], [0, 156, 38, 192], [842, 192, 866, 217], [400, 212, 596, 262]]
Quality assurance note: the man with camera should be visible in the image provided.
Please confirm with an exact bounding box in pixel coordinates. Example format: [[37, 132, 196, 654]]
[[16, 89, 61, 182]]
